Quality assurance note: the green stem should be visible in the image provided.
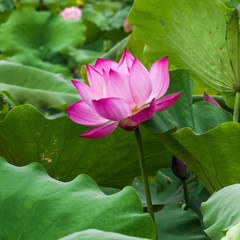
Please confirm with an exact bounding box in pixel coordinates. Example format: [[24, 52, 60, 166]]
[[182, 179, 189, 205], [134, 128, 155, 224], [233, 91, 240, 122]]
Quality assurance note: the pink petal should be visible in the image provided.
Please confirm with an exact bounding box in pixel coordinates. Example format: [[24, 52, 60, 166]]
[[80, 121, 118, 138], [129, 98, 156, 123], [66, 100, 108, 126], [148, 57, 169, 101], [86, 65, 105, 97], [105, 69, 135, 108], [92, 97, 132, 121], [155, 92, 181, 112], [72, 80, 98, 107], [119, 118, 139, 131], [129, 58, 152, 108], [94, 58, 118, 73], [203, 92, 222, 108], [117, 49, 134, 74]]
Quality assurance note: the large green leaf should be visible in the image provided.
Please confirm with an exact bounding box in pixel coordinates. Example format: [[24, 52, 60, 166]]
[[172, 123, 240, 191], [201, 184, 240, 240], [143, 70, 233, 193], [0, 61, 79, 109], [220, 221, 240, 240], [7, 53, 72, 79], [144, 70, 232, 135], [0, 157, 155, 239], [82, 8, 108, 29], [155, 204, 208, 240], [60, 229, 152, 240], [0, 7, 86, 55], [128, 0, 239, 107], [0, 104, 172, 188]]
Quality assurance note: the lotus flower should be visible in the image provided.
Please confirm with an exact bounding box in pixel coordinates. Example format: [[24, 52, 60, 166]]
[[61, 6, 82, 20], [67, 49, 181, 138]]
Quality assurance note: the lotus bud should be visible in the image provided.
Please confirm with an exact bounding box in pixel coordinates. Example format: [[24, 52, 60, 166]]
[[172, 156, 187, 180]]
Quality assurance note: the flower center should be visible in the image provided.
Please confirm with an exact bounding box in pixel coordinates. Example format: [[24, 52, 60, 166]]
[[69, 13, 76, 18]]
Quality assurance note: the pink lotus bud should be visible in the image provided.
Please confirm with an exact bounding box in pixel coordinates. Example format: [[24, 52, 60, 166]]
[[61, 6, 82, 20], [172, 156, 187, 180], [123, 17, 133, 32], [66, 49, 181, 138], [203, 92, 222, 108]]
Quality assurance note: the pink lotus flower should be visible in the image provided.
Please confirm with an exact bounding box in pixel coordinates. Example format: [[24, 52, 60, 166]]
[[61, 6, 82, 20], [123, 17, 133, 32], [67, 49, 181, 138]]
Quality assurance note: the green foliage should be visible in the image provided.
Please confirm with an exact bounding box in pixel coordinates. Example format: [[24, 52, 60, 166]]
[[202, 184, 240, 240], [144, 69, 233, 193], [221, 221, 240, 240], [0, 0, 14, 13], [0, 157, 155, 239], [0, 7, 86, 74], [0, 104, 172, 188], [8, 52, 71, 78], [144, 70, 232, 134], [0, 61, 79, 109], [133, 168, 210, 239], [172, 123, 240, 192], [0, 91, 10, 120], [60, 230, 152, 240], [69, 48, 104, 65], [129, 0, 240, 107], [0, 7, 86, 54], [0, 0, 239, 238], [156, 204, 208, 240]]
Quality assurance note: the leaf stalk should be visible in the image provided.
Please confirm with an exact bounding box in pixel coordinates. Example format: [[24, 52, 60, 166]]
[[233, 91, 240, 122]]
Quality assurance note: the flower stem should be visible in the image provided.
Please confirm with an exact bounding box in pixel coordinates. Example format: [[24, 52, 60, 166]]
[[233, 91, 240, 122], [182, 179, 189, 205], [134, 127, 155, 224]]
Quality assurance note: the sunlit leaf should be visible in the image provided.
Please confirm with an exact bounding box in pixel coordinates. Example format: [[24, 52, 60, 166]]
[[0, 157, 155, 239], [129, 0, 240, 107]]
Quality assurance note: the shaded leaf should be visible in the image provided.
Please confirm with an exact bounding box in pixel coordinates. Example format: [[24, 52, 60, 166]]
[[202, 184, 240, 240], [0, 61, 79, 109], [8, 52, 71, 79], [172, 123, 240, 192], [143, 70, 233, 193], [155, 204, 208, 240]]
